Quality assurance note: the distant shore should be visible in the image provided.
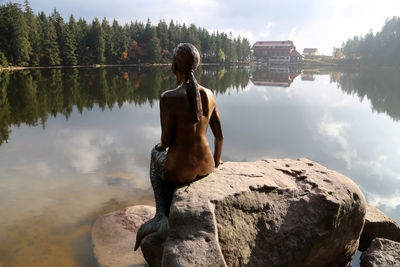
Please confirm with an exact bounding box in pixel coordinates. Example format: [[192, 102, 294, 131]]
[[0, 62, 243, 72]]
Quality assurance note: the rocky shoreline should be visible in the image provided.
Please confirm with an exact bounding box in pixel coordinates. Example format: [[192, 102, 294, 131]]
[[92, 159, 400, 266]]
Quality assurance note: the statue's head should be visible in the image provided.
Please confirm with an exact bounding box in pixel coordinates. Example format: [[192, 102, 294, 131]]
[[172, 43, 200, 75]]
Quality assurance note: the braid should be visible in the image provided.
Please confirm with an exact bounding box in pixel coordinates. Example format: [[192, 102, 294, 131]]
[[187, 70, 202, 123]]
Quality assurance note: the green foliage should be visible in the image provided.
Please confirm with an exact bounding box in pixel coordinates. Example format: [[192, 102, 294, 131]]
[[218, 48, 226, 62], [0, 2, 31, 66], [341, 16, 400, 65], [24, 0, 40, 66], [43, 19, 61, 65], [0, 1, 252, 66]]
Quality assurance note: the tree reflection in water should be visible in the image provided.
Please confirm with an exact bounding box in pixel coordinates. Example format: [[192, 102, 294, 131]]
[[0, 66, 251, 146]]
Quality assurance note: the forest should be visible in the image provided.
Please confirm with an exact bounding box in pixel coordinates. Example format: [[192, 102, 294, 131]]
[[0, 1, 252, 67], [340, 16, 400, 65]]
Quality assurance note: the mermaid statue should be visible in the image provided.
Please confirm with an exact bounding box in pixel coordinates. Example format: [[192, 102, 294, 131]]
[[134, 43, 223, 251]]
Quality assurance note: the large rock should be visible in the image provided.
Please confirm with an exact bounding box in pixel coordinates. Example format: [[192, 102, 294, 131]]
[[92, 205, 155, 267], [360, 238, 400, 267], [359, 204, 400, 251], [161, 159, 366, 266]]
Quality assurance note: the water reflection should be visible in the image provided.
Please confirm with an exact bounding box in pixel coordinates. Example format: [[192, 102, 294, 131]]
[[0, 66, 400, 266], [251, 67, 301, 87], [334, 69, 400, 121], [0, 66, 251, 146]]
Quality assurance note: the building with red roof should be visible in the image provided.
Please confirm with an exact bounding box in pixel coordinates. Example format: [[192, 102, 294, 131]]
[[252, 40, 303, 63]]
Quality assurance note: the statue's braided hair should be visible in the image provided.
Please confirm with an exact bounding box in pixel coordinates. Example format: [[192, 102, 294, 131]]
[[172, 43, 208, 123]]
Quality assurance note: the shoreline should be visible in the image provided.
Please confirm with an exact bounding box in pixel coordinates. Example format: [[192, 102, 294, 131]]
[[0, 62, 234, 72], [1, 61, 397, 72]]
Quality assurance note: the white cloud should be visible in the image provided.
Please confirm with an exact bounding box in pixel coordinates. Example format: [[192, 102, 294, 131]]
[[318, 114, 357, 169], [13, 0, 400, 56], [366, 190, 400, 210], [59, 129, 114, 173]]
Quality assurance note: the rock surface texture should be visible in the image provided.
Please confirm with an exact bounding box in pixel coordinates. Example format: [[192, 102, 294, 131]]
[[92, 205, 155, 267], [161, 158, 367, 267], [359, 204, 400, 251], [360, 238, 400, 267]]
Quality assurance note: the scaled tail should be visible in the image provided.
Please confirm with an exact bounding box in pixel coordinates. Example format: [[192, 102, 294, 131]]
[[134, 215, 169, 251]]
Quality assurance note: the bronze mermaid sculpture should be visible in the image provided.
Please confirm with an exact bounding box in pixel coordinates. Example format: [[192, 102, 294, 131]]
[[134, 43, 223, 251]]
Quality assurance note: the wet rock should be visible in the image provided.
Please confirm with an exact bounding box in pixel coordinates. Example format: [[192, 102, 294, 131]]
[[163, 159, 367, 267], [91, 205, 155, 267], [360, 238, 400, 267], [359, 204, 400, 251]]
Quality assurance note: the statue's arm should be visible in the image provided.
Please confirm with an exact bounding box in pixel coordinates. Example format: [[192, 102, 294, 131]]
[[210, 105, 223, 167], [156, 96, 174, 151]]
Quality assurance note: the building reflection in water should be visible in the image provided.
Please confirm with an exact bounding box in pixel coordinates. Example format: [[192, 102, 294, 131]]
[[301, 72, 316, 81], [251, 67, 302, 87]]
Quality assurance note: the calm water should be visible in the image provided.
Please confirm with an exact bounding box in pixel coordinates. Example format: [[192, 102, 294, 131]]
[[0, 66, 399, 266]]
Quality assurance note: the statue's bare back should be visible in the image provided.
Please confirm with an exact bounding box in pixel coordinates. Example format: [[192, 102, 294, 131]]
[[159, 84, 222, 184]]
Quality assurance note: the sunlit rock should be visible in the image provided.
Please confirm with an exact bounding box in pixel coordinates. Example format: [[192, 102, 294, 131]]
[[162, 159, 366, 266], [360, 238, 400, 267], [359, 204, 400, 252]]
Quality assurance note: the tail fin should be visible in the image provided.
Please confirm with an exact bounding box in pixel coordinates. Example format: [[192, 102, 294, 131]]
[[134, 216, 169, 251]]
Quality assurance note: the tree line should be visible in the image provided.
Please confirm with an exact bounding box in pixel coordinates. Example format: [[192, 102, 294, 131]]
[[0, 1, 252, 67], [339, 16, 400, 65]]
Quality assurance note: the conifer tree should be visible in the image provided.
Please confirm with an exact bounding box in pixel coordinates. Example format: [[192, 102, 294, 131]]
[[43, 19, 61, 65], [76, 18, 89, 64], [0, 3, 31, 66], [89, 18, 105, 64], [24, 0, 40, 66], [63, 25, 77, 65]]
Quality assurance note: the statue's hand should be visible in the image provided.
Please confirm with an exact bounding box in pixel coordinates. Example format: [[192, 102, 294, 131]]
[[155, 143, 167, 151]]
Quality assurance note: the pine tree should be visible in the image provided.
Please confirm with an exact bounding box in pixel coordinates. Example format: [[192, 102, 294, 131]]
[[24, 0, 40, 66], [102, 18, 114, 64], [43, 19, 61, 65], [0, 3, 31, 66], [157, 20, 169, 50], [89, 18, 105, 64], [63, 25, 77, 65], [76, 18, 89, 65], [148, 27, 161, 63]]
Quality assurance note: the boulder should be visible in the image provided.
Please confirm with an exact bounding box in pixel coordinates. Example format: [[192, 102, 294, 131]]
[[161, 159, 366, 267], [91, 205, 155, 267], [360, 238, 400, 267], [358, 204, 400, 251]]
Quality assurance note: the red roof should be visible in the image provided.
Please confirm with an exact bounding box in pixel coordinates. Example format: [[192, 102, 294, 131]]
[[253, 41, 294, 48]]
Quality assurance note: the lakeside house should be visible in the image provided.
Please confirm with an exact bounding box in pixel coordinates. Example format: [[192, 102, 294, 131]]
[[252, 41, 303, 64], [303, 48, 318, 56]]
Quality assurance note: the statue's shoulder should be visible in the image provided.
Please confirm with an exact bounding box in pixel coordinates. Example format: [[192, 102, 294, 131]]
[[160, 88, 179, 101], [198, 85, 214, 97]]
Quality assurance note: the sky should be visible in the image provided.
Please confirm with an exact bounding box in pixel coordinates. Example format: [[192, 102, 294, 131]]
[[5, 0, 400, 55]]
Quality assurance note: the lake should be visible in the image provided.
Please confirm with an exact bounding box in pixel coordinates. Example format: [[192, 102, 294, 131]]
[[0, 66, 399, 266]]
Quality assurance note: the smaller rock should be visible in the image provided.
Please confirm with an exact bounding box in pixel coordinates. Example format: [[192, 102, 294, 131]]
[[359, 204, 400, 251], [360, 238, 400, 267], [92, 205, 155, 267]]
